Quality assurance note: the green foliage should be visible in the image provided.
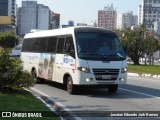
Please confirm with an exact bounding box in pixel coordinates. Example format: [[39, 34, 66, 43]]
[[0, 49, 35, 89], [115, 25, 160, 65], [0, 31, 18, 49], [143, 33, 159, 55]]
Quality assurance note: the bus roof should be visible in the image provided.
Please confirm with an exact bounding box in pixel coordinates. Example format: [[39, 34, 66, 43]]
[[24, 26, 116, 39]]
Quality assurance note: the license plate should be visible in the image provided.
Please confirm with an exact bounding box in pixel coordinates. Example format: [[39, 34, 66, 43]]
[[102, 75, 111, 79]]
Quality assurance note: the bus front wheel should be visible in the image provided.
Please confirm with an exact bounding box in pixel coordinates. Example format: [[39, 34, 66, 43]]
[[108, 84, 118, 93], [67, 76, 76, 94]]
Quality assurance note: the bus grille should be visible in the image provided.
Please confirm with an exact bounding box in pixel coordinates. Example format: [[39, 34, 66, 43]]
[[92, 69, 119, 81]]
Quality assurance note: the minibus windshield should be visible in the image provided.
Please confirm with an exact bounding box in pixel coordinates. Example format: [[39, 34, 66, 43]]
[[75, 32, 126, 61]]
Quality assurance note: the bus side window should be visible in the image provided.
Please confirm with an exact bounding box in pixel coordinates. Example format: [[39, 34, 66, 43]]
[[22, 39, 29, 52], [64, 36, 75, 58], [32, 38, 39, 52], [46, 37, 57, 53], [22, 38, 38, 52], [64, 37, 74, 52], [39, 38, 47, 52], [56, 37, 65, 53]]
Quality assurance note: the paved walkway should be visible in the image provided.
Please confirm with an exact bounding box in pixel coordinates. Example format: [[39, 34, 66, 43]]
[[128, 73, 160, 79]]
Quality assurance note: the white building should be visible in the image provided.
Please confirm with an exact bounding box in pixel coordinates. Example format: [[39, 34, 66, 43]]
[[124, 11, 133, 28], [20, 0, 37, 35], [117, 14, 124, 29], [117, 11, 138, 30], [132, 15, 138, 27], [37, 4, 50, 30], [154, 21, 160, 33]]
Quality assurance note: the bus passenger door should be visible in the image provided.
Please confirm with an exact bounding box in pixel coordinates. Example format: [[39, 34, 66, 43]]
[[63, 36, 76, 70]]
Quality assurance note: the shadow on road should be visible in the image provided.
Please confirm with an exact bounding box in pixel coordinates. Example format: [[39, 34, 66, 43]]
[[40, 80, 160, 99]]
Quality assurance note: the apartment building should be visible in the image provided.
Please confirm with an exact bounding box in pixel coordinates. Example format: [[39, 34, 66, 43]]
[[117, 11, 138, 29], [0, 0, 16, 32], [98, 4, 117, 30], [139, 0, 160, 31], [50, 12, 60, 29]]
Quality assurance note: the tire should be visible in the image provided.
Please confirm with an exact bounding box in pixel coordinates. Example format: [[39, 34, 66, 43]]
[[108, 84, 118, 93], [67, 76, 76, 94], [32, 70, 44, 84]]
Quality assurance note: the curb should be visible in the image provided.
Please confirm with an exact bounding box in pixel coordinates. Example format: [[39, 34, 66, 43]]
[[24, 88, 63, 120], [28, 87, 82, 120], [128, 73, 160, 79]]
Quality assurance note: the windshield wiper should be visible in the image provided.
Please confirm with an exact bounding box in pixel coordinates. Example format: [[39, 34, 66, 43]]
[[79, 53, 99, 56], [116, 53, 123, 58], [99, 53, 124, 60]]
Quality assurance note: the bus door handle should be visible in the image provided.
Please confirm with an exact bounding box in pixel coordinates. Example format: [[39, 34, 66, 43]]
[[56, 63, 63, 64]]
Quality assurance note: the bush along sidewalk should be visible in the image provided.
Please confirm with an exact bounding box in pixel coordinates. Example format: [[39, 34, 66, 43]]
[[0, 49, 60, 119], [0, 49, 35, 91]]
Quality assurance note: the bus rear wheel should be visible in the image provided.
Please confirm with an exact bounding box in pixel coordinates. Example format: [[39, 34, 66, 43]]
[[67, 76, 76, 94], [108, 84, 118, 93], [32, 70, 44, 84]]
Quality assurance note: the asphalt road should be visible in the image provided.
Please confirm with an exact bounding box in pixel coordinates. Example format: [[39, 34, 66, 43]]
[[31, 76, 160, 120]]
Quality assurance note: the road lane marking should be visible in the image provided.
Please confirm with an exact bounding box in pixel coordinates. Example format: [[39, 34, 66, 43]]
[[119, 88, 160, 100], [31, 87, 82, 120]]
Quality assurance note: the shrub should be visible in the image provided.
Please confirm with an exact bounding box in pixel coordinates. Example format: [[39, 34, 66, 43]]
[[0, 49, 35, 90], [0, 31, 18, 49]]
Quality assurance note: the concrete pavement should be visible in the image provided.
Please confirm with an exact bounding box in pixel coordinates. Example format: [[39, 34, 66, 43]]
[[128, 73, 160, 79]]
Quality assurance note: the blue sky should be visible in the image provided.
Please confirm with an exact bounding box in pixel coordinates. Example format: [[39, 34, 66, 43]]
[[17, 0, 142, 25]]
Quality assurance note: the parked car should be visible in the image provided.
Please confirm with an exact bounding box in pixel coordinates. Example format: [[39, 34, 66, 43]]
[[10, 44, 22, 57]]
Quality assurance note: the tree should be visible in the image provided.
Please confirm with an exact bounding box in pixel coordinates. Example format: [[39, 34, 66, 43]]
[[115, 25, 160, 65], [120, 25, 145, 65], [143, 31, 159, 65], [0, 31, 18, 49]]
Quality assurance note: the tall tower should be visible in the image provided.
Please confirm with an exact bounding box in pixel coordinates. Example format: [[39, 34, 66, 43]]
[[20, 0, 37, 35], [37, 4, 50, 30], [18, 0, 51, 35], [98, 4, 117, 30]]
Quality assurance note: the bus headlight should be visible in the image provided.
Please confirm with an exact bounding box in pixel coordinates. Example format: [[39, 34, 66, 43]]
[[121, 67, 127, 73], [77, 67, 90, 73]]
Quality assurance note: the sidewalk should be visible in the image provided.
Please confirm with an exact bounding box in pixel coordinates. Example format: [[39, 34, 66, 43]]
[[128, 73, 160, 79]]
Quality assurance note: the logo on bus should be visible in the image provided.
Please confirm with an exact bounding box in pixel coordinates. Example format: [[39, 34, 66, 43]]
[[64, 58, 69, 63]]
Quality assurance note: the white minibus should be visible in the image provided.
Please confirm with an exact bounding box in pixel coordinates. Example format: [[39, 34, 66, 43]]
[[21, 27, 127, 94]]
